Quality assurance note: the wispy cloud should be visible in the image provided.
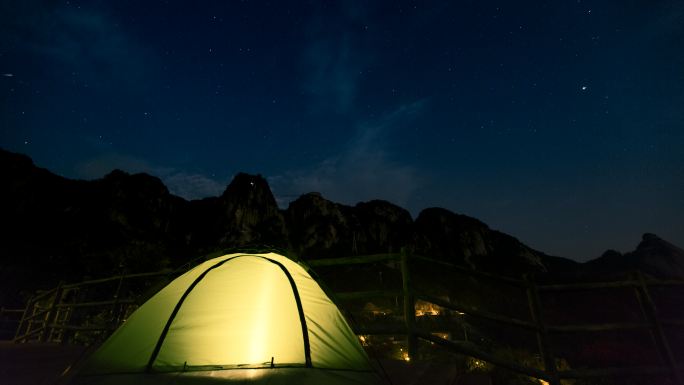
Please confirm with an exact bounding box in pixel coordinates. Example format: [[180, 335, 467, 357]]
[[162, 172, 225, 201], [299, 3, 373, 114], [270, 100, 427, 208], [74, 153, 224, 200], [301, 37, 363, 114], [0, 1, 153, 85]]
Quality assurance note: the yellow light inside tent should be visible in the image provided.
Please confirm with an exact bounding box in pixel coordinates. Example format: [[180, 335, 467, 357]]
[[247, 267, 274, 364], [154, 257, 304, 369]]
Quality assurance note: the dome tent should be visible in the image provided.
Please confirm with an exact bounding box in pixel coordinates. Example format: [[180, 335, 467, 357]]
[[73, 252, 383, 384]]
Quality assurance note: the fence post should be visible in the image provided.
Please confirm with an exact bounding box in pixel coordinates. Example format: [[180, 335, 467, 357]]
[[401, 248, 417, 360], [111, 272, 126, 326], [41, 282, 63, 342], [525, 275, 560, 385], [633, 271, 682, 385], [59, 288, 75, 344], [13, 296, 34, 342], [47, 286, 68, 342]]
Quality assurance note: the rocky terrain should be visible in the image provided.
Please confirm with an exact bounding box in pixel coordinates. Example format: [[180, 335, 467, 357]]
[[1, 148, 682, 307]]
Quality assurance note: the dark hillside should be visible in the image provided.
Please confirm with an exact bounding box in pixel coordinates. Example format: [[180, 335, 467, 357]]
[[1, 148, 682, 308]]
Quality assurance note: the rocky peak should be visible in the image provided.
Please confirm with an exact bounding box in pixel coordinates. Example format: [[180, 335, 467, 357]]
[[585, 233, 684, 278], [355, 200, 412, 223], [285, 192, 352, 258], [600, 249, 623, 259], [413, 207, 546, 273], [353, 200, 413, 254], [96, 170, 176, 236], [219, 173, 282, 222], [288, 192, 344, 218], [221, 173, 274, 204], [102, 170, 170, 199], [213, 173, 287, 247], [636, 233, 678, 255], [413, 208, 490, 262], [632, 233, 684, 278]]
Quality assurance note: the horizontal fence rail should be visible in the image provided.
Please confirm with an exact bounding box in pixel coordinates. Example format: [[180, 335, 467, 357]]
[[415, 292, 538, 330]]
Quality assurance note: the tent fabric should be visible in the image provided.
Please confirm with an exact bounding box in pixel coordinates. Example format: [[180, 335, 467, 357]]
[[74, 253, 381, 384]]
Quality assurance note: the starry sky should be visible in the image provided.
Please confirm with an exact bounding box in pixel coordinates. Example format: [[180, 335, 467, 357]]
[[1, 0, 683, 261]]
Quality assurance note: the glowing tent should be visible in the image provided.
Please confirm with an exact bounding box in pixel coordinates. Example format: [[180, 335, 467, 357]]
[[73, 252, 383, 384]]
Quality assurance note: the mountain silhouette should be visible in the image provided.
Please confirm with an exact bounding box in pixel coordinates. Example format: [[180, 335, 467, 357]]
[[1, 148, 682, 306]]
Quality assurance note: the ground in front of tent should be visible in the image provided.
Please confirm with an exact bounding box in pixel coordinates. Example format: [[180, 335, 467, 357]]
[[0, 342, 492, 385]]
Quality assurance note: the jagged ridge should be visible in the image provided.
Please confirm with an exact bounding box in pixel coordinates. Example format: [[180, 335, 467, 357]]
[[1, 148, 682, 306]]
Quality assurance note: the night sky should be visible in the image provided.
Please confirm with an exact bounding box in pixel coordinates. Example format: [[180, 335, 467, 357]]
[[1, 1, 683, 261]]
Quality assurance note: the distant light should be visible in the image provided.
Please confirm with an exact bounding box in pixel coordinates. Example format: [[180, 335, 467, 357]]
[[581, 85, 588, 91], [468, 357, 490, 371], [2, 73, 13, 77], [415, 300, 442, 317]]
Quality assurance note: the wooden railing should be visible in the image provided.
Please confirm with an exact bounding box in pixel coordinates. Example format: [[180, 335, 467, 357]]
[[12, 270, 172, 344], [307, 251, 684, 385]]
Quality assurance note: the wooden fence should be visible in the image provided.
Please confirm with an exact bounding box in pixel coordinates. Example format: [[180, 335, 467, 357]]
[[12, 271, 171, 344], [9, 251, 684, 385], [307, 252, 684, 385]]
